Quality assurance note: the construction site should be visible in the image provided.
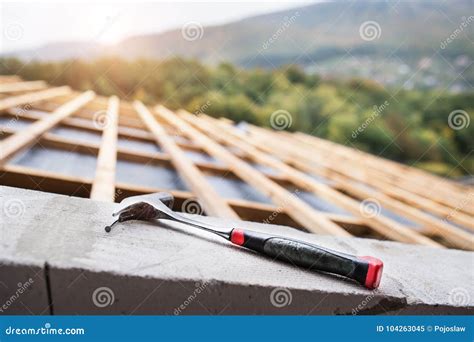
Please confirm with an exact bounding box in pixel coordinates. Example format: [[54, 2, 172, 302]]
[[0, 75, 473, 315]]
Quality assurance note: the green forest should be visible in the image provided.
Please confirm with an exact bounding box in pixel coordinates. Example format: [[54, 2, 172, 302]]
[[1, 57, 472, 177]]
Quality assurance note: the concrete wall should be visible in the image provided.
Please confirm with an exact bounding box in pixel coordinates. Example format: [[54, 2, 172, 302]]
[[0, 186, 472, 315]]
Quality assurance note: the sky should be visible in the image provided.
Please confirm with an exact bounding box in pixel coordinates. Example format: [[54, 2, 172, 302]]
[[1, 1, 314, 53]]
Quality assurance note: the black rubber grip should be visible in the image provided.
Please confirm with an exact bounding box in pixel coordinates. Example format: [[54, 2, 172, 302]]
[[231, 229, 379, 288]]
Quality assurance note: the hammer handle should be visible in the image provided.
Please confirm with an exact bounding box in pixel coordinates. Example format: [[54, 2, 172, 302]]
[[230, 229, 383, 289]]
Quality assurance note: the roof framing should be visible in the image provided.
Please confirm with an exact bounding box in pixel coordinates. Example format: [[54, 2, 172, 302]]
[[0, 76, 472, 251]]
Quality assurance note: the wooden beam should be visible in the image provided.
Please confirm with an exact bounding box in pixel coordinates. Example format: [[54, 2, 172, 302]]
[[158, 106, 351, 237], [293, 132, 473, 214], [0, 91, 95, 165], [195, 114, 443, 248], [0, 81, 48, 93], [134, 101, 239, 219], [295, 131, 469, 194], [276, 130, 474, 228], [0, 123, 287, 184], [90, 96, 120, 202], [246, 126, 474, 251], [4, 106, 205, 154], [0, 86, 71, 111], [0, 75, 22, 83], [0, 163, 362, 231]]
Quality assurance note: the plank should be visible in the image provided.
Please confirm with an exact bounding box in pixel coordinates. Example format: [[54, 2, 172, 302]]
[[0, 164, 362, 230], [293, 132, 473, 214], [134, 101, 239, 219], [246, 126, 474, 251], [0, 81, 48, 93], [279, 130, 474, 227], [90, 96, 120, 202], [0, 123, 287, 184], [190, 113, 443, 248], [6, 104, 201, 152], [0, 91, 95, 165], [0, 86, 71, 111], [159, 106, 351, 237]]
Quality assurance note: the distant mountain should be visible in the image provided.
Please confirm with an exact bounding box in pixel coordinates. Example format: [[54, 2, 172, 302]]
[[5, 0, 473, 70], [114, 0, 474, 67]]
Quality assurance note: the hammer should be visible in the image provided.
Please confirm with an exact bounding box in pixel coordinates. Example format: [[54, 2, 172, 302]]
[[105, 192, 383, 289]]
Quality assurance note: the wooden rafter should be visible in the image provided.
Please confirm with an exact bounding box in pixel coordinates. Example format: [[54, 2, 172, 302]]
[[293, 132, 473, 214], [0, 81, 48, 93], [0, 163, 364, 231], [0, 86, 71, 111], [0, 124, 287, 184], [134, 101, 239, 219], [0, 91, 95, 166], [191, 113, 443, 248], [156, 106, 351, 237], [0, 76, 471, 251], [90, 96, 120, 202], [245, 125, 474, 250], [278, 130, 474, 228]]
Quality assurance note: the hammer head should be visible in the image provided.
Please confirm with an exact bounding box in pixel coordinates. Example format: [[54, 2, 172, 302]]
[[105, 192, 175, 232]]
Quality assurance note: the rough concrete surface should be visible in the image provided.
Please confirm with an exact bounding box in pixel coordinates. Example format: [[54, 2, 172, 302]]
[[0, 185, 473, 315]]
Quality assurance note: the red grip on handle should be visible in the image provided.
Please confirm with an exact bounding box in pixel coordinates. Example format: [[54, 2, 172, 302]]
[[230, 229, 245, 246], [359, 256, 383, 289]]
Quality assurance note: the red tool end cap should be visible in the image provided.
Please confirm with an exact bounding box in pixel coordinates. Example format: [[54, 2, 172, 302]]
[[359, 256, 383, 289]]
